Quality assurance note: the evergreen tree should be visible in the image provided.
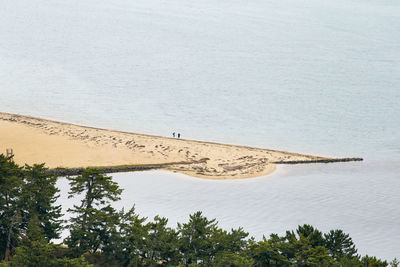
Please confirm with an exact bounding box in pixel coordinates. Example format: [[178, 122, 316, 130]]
[[337, 255, 363, 267], [296, 224, 324, 247], [65, 168, 122, 255], [323, 229, 358, 260], [115, 206, 148, 266], [145, 215, 179, 265], [177, 211, 218, 266], [289, 235, 337, 267], [265, 233, 296, 263], [0, 155, 24, 260], [361, 255, 388, 267], [295, 245, 338, 267], [213, 227, 249, 254], [20, 164, 63, 241], [7, 215, 92, 267], [390, 258, 400, 267], [0, 157, 391, 266], [247, 240, 291, 266], [212, 251, 254, 267], [391, 258, 400, 267]]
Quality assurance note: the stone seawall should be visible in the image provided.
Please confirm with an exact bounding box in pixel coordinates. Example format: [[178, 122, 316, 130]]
[[273, 158, 363, 164], [46, 157, 363, 177], [46, 164, 166, 176]]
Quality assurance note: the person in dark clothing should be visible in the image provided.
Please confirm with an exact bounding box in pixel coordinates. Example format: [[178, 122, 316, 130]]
[[173, 132, 175, 138], [178, 133, 180, 138]]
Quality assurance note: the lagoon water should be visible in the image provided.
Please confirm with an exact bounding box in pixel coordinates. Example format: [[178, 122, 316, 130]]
[[1, 0, 400, 260]]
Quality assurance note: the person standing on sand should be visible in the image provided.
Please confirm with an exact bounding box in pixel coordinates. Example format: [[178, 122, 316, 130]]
[[178, 133, 180, 138], [173, 132, 175, 138]]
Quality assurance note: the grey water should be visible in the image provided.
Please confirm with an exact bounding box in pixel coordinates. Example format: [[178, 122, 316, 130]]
[[1, 0, 400, 260]]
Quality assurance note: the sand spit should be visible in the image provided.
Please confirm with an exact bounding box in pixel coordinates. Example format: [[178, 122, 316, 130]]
[[0, 112, 348, 179]]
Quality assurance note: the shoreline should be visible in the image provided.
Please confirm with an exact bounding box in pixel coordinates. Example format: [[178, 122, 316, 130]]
[[0, 112, 361, 179]]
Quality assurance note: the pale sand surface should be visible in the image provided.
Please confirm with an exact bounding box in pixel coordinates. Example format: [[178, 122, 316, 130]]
[[0, 112, 330, 179]]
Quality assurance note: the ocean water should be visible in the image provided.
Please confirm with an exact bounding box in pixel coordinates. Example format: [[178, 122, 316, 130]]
[[1, 0, 400, 260]]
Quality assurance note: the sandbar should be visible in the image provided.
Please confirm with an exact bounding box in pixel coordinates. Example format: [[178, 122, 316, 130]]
[[0, 112, 331, 179]]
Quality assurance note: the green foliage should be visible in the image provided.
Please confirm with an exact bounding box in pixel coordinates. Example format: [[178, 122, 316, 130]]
[[65, 168, 123, 255], [175, 212, 250, 266], [389, 258, 400, 267], [177, 211, 219, 265], [145, 215, 179, 265], [247, 240, 291, 266], [10, 242, 92, 267], [21, 164, 63, 241], [337, 255, 363, 267], [213, 227, 249, 254], [107, 206, 148, 266], [324, 229, 357, 260], [0, 155, 24, 260], [295, 224, 325, 247], [56, 256, 93, 267], [0, 157, 394, 266], [294, 244, 338, 267], [391, 258, 400, 267], [11, 240, 56, 267], [0, 156, 63, 261], [247, 226, 360, 267], [8, 214, 91, 267], [68, 168, 122, 206], [361, 255, 388, 267], [212, 251, 254, 266]]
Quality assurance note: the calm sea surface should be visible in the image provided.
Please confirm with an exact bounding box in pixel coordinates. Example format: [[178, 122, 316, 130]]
[[1, 0, 399, 260]]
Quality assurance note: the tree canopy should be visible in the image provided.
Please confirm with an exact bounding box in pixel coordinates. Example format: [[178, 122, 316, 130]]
[[0, 155, 396, 266]]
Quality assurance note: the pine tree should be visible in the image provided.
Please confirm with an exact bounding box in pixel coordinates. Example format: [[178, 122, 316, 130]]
[[177, 211, 218, 265], [10, 215, 92, 267], [20, 164, 63, 241], [296, 224, 325, 247], [324, 229, 358, 260], [145, 215, 179, 265], [0, 155, 24, 260], [65, 168, 122, 255], [116, 206, 149, 266]]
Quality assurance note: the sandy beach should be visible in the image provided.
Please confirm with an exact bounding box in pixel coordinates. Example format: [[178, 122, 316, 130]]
[[0, 112, 330, 179]]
